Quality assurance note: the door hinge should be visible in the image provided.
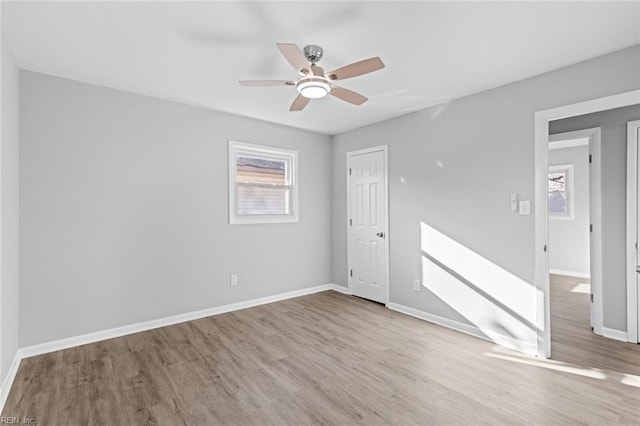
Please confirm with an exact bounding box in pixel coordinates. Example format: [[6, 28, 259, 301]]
[[590, 224, 593, 232], [589, 154, 592, 163], [349, 168, 352, 175], [350, 269, 353, 277], [349, 218, 352, 226], [543, 245, 547, 253], [591, 294, 594, 303]]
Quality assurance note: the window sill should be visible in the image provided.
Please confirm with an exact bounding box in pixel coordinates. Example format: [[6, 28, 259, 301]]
[[230, 215, 299, 225]]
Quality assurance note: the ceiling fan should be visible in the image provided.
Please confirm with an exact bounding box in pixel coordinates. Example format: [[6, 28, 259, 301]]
[[239, 43, 385, 111]]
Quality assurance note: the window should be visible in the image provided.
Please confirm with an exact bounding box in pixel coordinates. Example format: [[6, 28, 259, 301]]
[[548, 164, 574, 219], [228, 141, 298, 224]]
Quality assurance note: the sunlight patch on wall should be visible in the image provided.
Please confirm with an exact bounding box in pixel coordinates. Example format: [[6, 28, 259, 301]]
[[420, 222, 539, 353], [422, 256, 537, 352]]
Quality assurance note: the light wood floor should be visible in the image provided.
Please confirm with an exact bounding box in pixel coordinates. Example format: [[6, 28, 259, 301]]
[[3, 283, 640, 425], [550, 274, 640, 375]]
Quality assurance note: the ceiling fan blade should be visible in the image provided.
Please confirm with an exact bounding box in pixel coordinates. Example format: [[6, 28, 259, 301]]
[[239, 80, 294, 87], [277, 43, 311, 75], [326, 57, 385, 81], [290, 94, 310, 111], [330, 86, 368, 106]]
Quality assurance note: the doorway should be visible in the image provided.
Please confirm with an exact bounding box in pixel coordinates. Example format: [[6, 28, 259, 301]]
[[346, 145, 389, 304], [547, 129, 601, 336], [534, 90, 640, 358]]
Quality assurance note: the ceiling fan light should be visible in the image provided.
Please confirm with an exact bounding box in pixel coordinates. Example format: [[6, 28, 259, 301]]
[[297, 79, 330, 99]]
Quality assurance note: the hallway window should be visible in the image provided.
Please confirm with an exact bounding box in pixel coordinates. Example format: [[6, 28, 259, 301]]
[[548, 164, 574, 219]]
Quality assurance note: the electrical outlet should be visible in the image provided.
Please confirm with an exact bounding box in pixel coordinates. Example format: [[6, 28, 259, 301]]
[[230, 274, 238, 286], [413, 279, 421, 291]]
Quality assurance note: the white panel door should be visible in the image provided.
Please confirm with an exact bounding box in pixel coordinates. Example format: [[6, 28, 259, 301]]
[[348, 149, 388, 303]]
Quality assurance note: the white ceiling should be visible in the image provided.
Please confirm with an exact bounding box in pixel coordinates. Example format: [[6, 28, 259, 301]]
[[3, 1, 640, 135]]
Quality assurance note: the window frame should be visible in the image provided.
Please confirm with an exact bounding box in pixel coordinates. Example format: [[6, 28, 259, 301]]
[[548, 163, 574, 220], [228, 140, 299, 224]]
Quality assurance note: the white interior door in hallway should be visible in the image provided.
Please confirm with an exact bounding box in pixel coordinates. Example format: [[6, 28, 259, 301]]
[[347, 146, 389, 304]]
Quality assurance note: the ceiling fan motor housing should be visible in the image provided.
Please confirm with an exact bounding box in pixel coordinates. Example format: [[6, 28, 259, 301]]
[[303, 45, 324, 64]]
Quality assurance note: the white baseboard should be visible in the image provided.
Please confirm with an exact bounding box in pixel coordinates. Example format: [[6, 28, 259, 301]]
[[602, 327, 628, 342], [387, 302, 538, 356], [387, 302, 487, 341], [329, 284, 351, 295], [549, 269, 590, 279], [0, 351, 21, 414], [20, 283, 343, 359]]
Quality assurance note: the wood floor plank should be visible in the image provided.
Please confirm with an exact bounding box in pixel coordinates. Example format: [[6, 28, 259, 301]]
[[3, 285, 640, 424]]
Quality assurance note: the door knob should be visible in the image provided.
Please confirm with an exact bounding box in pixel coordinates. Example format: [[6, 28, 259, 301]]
[[376, 232, 385, 238]]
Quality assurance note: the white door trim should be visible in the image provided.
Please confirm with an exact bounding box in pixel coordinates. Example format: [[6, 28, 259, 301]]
[[346, 145, 390, 304], [534, 89, 640, 358], [626, 120, 640, 344], [549, 127, 603, 336]]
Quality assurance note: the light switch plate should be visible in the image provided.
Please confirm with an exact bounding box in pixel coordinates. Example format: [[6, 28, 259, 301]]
[[510, 193, 519, 211], [519, 200, 531, 215]]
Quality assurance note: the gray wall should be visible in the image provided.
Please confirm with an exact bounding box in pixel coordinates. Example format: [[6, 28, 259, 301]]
[[1, 35, 20, 382], [331, 45, 640, 349], [550, 104, 640, 331], [548, 145, 590, 276], [19, 71, 332, 347]]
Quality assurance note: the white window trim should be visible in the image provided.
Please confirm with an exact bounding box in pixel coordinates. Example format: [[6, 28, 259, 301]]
[[548, 163, 574, 220], [228, 140, 299, 225]]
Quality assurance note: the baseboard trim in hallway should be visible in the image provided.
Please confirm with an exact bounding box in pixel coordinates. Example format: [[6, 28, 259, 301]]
[[549, 269, 590, 279]]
